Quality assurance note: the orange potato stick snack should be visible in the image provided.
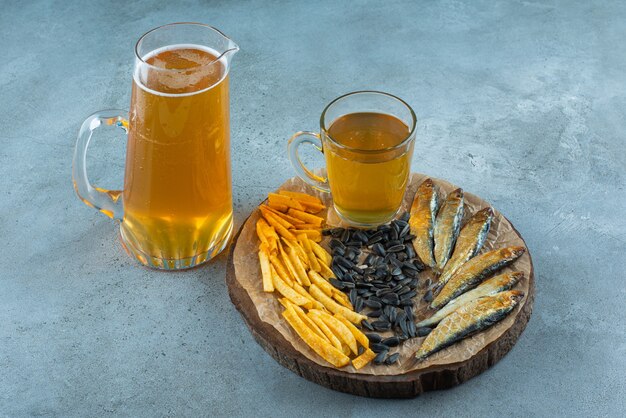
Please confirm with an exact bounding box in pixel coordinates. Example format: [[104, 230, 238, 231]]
[[256, 220, 269, 246], [309, 309, 358, 355], [265, 206, 305, 225], [287, 208, 324, 227], [298, 235, 321, 272], [310, 241, 332, 266], [352, 348, 376, 370], [300, 201, 325, 214], [308, 271, 335, 297], [293, 223, 321, 230], [292, 283, 323, 309], [282, 306, 349, 368], [260, 205, 294, 229], [272, 274, 311, 308], [277, 190, 324, 206], [334, 313, 369, 349], [307, 313, 343, 350], [309, 285, 366, 324], [287, 247, 311, 286], [258, 248, 274, 292], [278, 244, 301, 285], [269, 254, 293, 286], [268, 202, 289, 212], [297, 229, 322, 242], [318, 261, 334, 279], [281, 237, 308, 266], [287, 303, 329, 342], [267, 193, 305, 211], [332, 291, 353, 309]]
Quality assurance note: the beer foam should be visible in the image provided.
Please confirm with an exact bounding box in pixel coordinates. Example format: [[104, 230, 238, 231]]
[[134, 44, 228, 97]]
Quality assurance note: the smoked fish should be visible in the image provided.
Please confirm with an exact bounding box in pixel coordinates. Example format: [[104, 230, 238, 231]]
[[436, 207, 493, 289], [409, 179, 438, 268], [416, 271, 523, 328], [433, 188, 464, 272], [431, 246, 525, 309], [415, 290, 524, 361]]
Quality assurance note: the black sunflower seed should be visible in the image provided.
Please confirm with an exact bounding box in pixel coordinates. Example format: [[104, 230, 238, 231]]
[[345, 241, 361, 247], [366, 333, 382, 343], [364, 300, 382, 309], [361, 319, 374, 331], [329, 278, 344, 289], [382, 336, 400, 347], [355, 297, 364, 313], [372, 243, 386, 256], [417, 327, 432, 337], [388, 245, 404, 253], [423, 289, 433, 302], [330, 228, 344, 238], [399, 223, 410, 237], [371, 320, 391, 331], [397, 286, 411, 296], [341, 281, 356, 289], [404, 306, 414, 318], [329, 238, 345, 250], [370, 343, 388, 353], [331, 265, 344, 280], [385, 352, 400, 365], [408, 319, 417, 338], [354, 231, 369, 243], [401, 290, 417, 300], [349, 289, 357, 306], [399, 317, 409, 335], [367, 235, 383, 245], [395, 311, 407, 326], [322, 229, 333, 236], [388, 308, 397, 323], [399, 211, 410, 222], [375, 288, 392, 297], [368, 310, 383, 318], [405, 245, 416, 258], [389, 258, 403, 269], [399, 298, 414, 307], [332, 246, 346, 257], [386, 239, 401, 247], [398, 277, 412, 286], [374, 350, 388, 364], [336, 256, 354, 269], [381, 293, 400, 306], [344, 248, 356, 261], [340, 228, 351, 243]]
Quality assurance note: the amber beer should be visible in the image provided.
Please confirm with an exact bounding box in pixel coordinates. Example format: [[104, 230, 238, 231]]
[[121, 46, 233, 266], [325, 112, 413, 224]]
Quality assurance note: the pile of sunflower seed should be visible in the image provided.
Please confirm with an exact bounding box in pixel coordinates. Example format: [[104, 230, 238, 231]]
[[323, 212, 434, 365]]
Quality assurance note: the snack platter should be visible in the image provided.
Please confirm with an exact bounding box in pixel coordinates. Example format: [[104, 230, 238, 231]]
[[226, 173, 534, 398]]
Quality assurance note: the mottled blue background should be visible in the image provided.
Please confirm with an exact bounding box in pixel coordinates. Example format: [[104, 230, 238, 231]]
[[0, 0, 624, 416]]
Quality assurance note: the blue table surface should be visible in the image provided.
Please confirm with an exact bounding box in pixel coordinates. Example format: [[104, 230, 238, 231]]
[[1, 0, 624, 416]]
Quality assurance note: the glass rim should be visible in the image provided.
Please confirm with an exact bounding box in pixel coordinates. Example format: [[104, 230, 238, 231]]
[[134, 22, 239, 73], [319, 90, 417, 154]]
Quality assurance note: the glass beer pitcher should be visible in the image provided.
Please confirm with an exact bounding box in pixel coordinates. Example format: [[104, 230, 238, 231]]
[[72, 23, 239, 270]]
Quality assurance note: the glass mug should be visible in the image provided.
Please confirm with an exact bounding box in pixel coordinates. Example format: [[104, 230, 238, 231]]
[[288, 91, 416, 227], [72, 23, 239, 270]]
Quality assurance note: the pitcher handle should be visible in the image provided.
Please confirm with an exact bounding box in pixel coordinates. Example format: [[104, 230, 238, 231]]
[[72, 110, 128, 220], [287, 131, 331, 193]]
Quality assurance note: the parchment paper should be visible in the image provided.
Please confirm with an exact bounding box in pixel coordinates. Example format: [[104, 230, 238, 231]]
[[232, 173, 532, 375]]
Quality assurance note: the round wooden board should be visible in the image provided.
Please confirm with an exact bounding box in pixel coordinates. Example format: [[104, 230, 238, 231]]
[[226, 178, 535, 398]]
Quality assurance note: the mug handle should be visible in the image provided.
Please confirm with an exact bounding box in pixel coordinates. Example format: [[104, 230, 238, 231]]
[[72, 110, 128, 220], [287, 131, 331, 193]]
